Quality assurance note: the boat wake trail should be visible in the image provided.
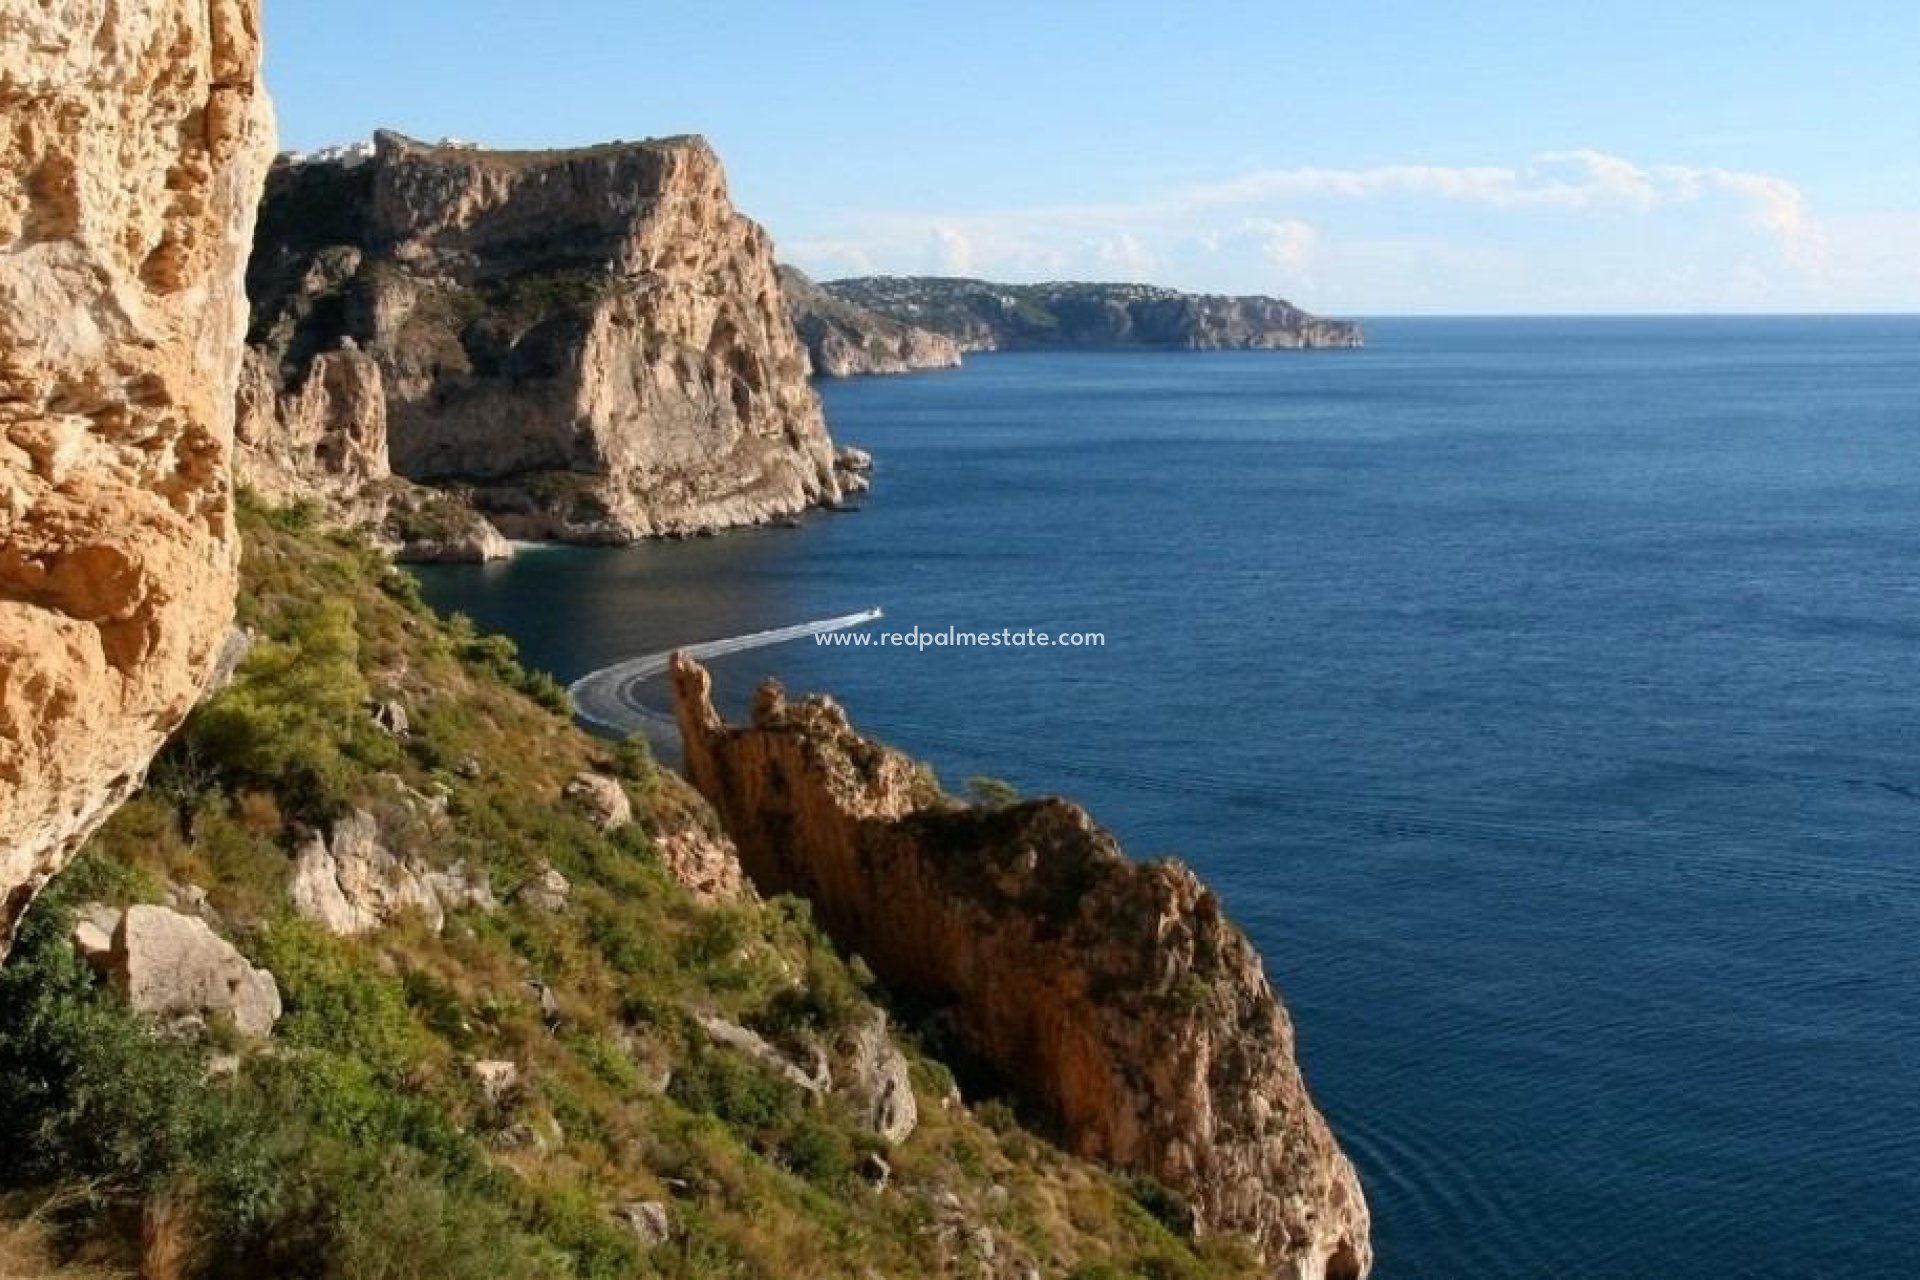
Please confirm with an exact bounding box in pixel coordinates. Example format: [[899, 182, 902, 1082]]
[[568, 608, 884, 735]]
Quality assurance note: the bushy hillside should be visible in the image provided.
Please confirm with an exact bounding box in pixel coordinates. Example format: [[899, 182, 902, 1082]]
[[0, 500, 1249, 1280]]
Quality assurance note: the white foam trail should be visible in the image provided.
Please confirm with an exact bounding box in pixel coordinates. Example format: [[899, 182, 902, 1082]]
[[568, 608, 884, 734]]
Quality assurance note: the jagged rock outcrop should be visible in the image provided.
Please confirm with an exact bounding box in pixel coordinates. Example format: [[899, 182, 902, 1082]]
[[240, 131, 844, 543], [653, 821, 748, 903], [672, 657, 1370, 1279], [694, 1006, 918, 1145], [779, 265, 963, 377], [822, 276, 1364, 352], [233, 326, 512, 562], [287, 807, 494, 936], [0, 0, 275, 957]]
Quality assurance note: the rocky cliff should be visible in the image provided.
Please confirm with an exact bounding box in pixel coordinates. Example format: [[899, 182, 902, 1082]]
[[823, 276, 1364, 352], [0, 0, 275, 956], [779, 265, 963, 377], [672, 657, 1372, 1279], [240, 131, 851, 543]]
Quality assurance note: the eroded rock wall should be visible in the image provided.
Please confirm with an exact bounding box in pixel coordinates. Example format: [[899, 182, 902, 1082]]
[[242, 132, 843, 542], [0, 0, 274, 955], [671, 657, 1371, 1279]]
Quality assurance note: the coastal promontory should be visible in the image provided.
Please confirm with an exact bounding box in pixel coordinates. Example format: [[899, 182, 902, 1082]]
[[673, 656, 1373, 1279], [240, 132, 851, 546], [820, 276, 1364, 353], [780, 265, 964, 377]]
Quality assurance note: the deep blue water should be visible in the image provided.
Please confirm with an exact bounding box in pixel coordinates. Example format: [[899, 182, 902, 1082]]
[[416, 318, 1920, 1278]]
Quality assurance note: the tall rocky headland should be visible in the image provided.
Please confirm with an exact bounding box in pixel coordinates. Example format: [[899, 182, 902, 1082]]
[[240, 132, 852, 545], [823, 276, 1364, 353], [0, 0, 275, 955], [673, 656, 1372, 1279]]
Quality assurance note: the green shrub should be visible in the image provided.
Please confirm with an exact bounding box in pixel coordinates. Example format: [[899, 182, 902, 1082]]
[[179, 598, 395, 819], [252, 920, 434, 1081], [780, 1114, 855, 1187], [668, 1047, 804, 1136], [966, 775, 1021, 809]]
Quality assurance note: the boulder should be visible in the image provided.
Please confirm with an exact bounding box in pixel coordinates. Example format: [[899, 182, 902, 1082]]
[[612, 1201, 672, 1248], [105, 905, 281, 1038], [513, 864, 572, 912], [835, 1009, 918, 1146], [653, 822, 747, 903], [694, 1013, 829, 1095], [471, 1059, 520, 1108], [564, 773, 632, 831], [70, 903, 122, 967]]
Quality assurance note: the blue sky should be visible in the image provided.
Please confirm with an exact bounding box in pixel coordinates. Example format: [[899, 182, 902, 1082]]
[[265, 1, 1920, 314]]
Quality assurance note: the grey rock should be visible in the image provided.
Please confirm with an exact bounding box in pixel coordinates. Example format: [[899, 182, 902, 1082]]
[[71, 903, 121, 968], [694, 1012, 829, 1095], [471, 1059, 519, 1108], [613, 1201, 672, 1248], [370, 698, 410, 737], [288, 809, 492, 936], [858, 1151, 892, 1190], [513, 864, 572, 912], [563, 773, 632, 831], [835, 1009, 918, 1145], [106, 905, 281, 1038]]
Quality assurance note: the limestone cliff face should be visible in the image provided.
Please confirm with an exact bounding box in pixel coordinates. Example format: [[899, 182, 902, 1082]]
[[0, 0, 274, 956], [242, 132, 845, 542], [671, 658, 1371, 1279], [779, 266, 963, 378], [823, 276, 1364, 353]]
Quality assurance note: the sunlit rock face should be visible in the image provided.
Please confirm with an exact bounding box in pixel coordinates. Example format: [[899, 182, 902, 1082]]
[[0, 0, 275, 956], [241, 131, 843, 544], [672, 656, 1372, 1279]]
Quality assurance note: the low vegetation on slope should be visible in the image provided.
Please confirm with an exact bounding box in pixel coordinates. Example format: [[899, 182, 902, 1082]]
[[0, 499, 1251, 1279]]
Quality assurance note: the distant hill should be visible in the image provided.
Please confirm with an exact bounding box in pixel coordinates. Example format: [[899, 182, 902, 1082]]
[[819, 276, 1363, 353], [779, 266, 963, 377]]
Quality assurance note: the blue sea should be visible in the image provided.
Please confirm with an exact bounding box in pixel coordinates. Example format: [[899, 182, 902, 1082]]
[[416, 317, 1920, 1278]]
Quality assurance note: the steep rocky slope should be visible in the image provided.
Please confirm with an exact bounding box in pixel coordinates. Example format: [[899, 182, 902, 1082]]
[[673, 659, 1372, 1279], [0, 504, 1267, 1279], [779, 266, 962, 377], [241, 132, 852, 543], [823, 277, 1364, 352], [0, 0, 275, 956]]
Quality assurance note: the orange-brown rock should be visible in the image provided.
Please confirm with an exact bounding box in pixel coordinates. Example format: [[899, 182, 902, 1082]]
[[0, 0, 275, 956], [671, 656, 1371, 1279]]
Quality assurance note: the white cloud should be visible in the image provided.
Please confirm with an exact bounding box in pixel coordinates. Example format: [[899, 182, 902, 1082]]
[[929, 225, 974, 275], [1091, 232, 1154, 276], [774, 147, 1871, 312], [784, 239, 876, 278], [1241, 217, 1319, 271]]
